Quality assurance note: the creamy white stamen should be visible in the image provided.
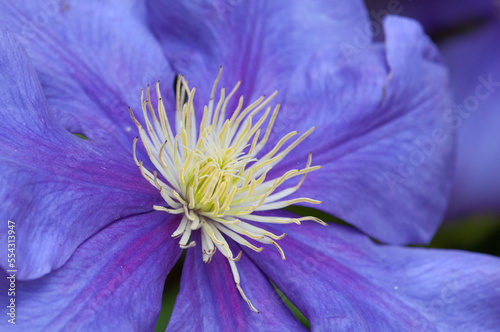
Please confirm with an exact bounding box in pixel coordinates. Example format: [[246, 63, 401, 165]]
[[130, 67, 325, 313]]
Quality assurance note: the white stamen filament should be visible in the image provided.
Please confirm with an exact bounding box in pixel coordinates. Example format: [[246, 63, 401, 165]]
[[130, 67, 325, 313]]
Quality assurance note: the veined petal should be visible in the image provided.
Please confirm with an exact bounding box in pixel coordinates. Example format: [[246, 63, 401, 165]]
[[0, 0, 175, 149], [269, 16, 454, 244], [0, 27, 160, 280], [0, 212, 182, 331], [167, 236, 306, 331], [146, 0, 370, 112], [440, 20, 500, 218], [245, 212, 500, 331]]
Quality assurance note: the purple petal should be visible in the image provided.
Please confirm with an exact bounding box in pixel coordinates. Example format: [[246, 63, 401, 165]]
[[439, 20, 500, 217], [245, 212, 500, 331], [0, 0, 174, 149], [146, 0, 370, 111], [365, 0, 496, 34], [168, 236, 307, 331], [0, 212, 182, 331], [0, 27, 161, 280], [272, 16, 454, 244]]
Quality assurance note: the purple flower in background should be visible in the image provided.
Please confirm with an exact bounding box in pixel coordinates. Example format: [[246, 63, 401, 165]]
[[364, 0, 496, 35], [0, 0, 498, 331], [440, 18, 500, 218]]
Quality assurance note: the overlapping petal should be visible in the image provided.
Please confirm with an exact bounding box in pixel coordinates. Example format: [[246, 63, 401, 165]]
[[0, 27, 161, 279], [0, 0, 175, 150], [168, 236, 306, 331], [244, 212, 500, 331], [274, 16, 453, 244], [439, 20, 500, 217], [0, 212, 181, 331]]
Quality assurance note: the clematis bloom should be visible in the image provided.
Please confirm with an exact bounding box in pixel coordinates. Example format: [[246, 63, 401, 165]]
[[0, 1, 499, 331]]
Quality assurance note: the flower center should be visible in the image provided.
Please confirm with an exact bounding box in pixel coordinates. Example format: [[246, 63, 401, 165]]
[[130, 67, 325, 312]]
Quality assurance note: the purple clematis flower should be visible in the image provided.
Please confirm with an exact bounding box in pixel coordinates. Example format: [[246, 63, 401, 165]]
[[0, 0, 499, 331]]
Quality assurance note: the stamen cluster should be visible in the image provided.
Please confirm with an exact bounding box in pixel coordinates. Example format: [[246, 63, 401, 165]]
[[130, 68, 324, 312]]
